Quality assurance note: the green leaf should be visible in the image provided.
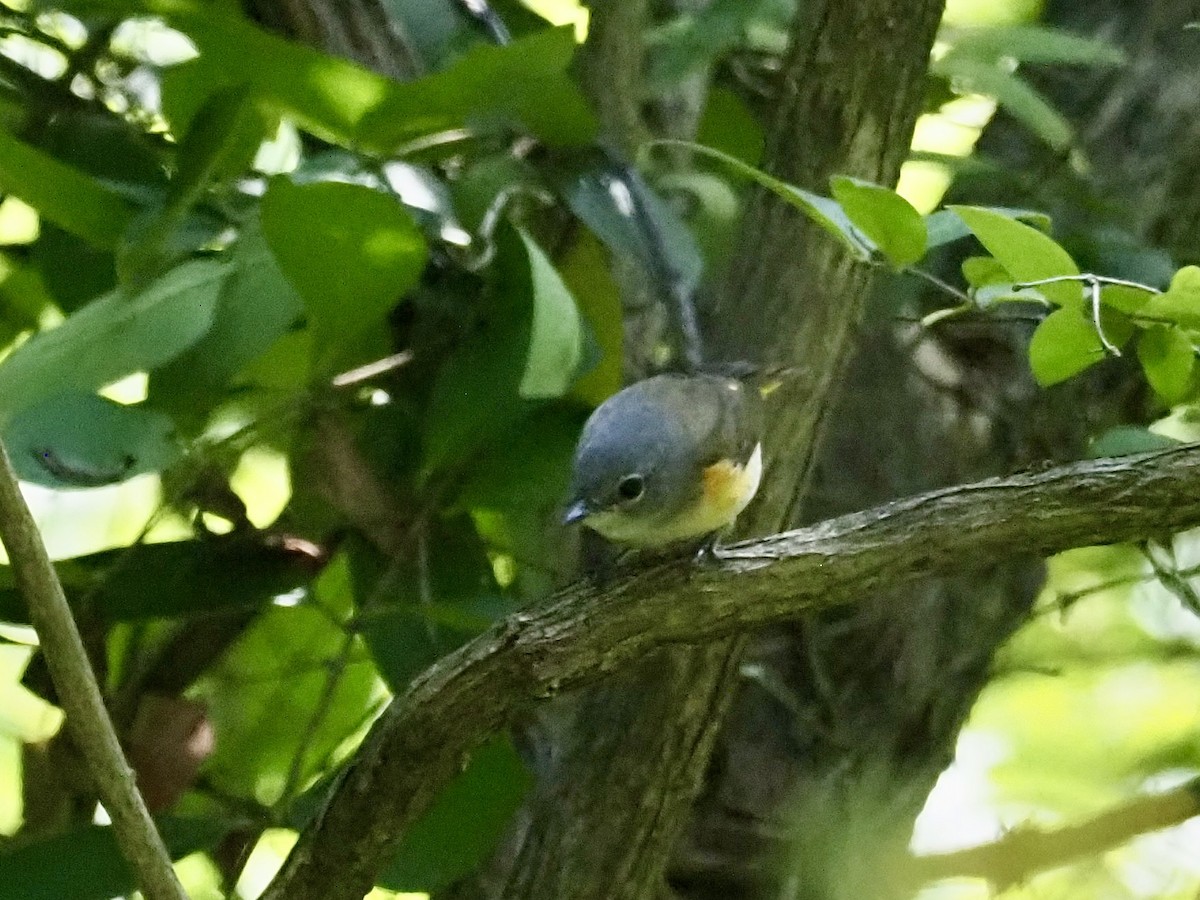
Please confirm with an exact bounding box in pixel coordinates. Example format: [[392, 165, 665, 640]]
[[1027, 306, 1132, 386], [0, 817, 223, 900], [0, 126, 134, 249], [197, 602, 379, 806], [654, 140, 872, 259], [174, 83, 271, 192], [1088, 426, 1183, 459], [123, 85, 271, 282], [0, 260, 226, 424], [830, 176, 926, 267], [950, 206, 1079, 306], [3, 392, 178, 488], [961, 255, 1009, 288], [422, 227, 566, 473], [0, 537, 318, 626], [942, 25, 1126, 67], [356, 27, 595, 149], [925, 207, 1050, 252], [1140, 265, 1200, 328], [456, 406, 583, 512], [156, 9, 593, 151], [152, 219, 305, 409], [518, 232, 583, 399], [696, 87, 764, 166], [933, 55, 1072, 150], [379, 737, 532, 893], [1137, 326, 1195, 405], [260, 178, 426, 369]]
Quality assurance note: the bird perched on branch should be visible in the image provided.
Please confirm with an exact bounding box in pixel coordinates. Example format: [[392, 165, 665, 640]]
[[562, 373, 764, 548]]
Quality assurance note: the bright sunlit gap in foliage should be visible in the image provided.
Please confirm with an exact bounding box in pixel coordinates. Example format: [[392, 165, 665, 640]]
[[521, 0, 588, 40]]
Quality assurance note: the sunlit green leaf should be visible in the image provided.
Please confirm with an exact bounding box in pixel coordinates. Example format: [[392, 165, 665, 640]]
[[155, 9, 593, 151], [1027, 306, 1131, 386], [0, 260, 226, 424], [0, 126, 134, 249], [260, 178, 426, 369], [925, 207, 1050, 252], [950, 205, 1080, 306], [1137, 326, 1195, 405], [1140, 265, 1200, 328], [830, 176, 926, 268]]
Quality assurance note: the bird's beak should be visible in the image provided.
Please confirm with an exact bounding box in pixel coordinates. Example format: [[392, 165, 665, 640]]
[[562, 499, 590, 526]]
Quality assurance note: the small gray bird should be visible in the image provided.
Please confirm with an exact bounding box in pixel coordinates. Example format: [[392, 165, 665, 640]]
[[562, 373, 764, 547]]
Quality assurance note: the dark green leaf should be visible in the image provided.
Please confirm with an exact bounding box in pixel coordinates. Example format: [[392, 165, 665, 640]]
[[31, 225, 117, 314], [1137, 326, 1195, 405], [0, 260, 227, 424], [3, 392, 178, 488], [456, 405, 583, 512], [950, 205, 1080, 306], [379, 737, 532, 893], [357, 27, 594, 148], [696, 87, 765, 166], [422, 227, 551, 473], [0, 126, 135, 249], [0, 537, 319, 625], [174, 83, 271, 192], [830, 176, 926, 268], [260, 178, 425, 369], [1027, 306, 1132, 386], [0, 817, 224, 900]]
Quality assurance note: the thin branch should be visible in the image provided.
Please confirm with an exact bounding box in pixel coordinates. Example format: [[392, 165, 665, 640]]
[[263, 443, 1200, 900], [906, 776, 1200, 887], [0, 439, 188, 900]]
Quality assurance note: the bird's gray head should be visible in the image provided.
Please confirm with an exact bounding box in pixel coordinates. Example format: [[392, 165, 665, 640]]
[[562, 384, 701, 546]]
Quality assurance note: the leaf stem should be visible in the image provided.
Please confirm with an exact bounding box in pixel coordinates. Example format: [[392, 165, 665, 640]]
[[0, 439, 188, 900]]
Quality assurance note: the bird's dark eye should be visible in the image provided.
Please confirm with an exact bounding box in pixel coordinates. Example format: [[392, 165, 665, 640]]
[[617, 474, 645, 503]]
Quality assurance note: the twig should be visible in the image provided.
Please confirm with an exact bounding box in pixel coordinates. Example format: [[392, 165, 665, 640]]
[[906, 776, 1200, 888], [262, 443, 1200, 900], [0, 439, 188, 900]]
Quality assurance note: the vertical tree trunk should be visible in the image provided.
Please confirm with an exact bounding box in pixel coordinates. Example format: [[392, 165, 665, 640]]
[[482, 3, 946, 897]]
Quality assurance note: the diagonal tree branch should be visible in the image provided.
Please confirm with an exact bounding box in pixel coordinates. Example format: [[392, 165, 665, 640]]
[[906, 775, 1200, 888], [263, 442, 1200, 900]]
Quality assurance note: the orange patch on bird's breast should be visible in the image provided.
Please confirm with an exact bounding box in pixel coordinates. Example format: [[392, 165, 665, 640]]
[[698, 444, 763, 525]]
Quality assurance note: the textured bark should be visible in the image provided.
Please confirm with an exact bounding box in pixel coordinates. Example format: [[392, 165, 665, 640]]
[[681, 3, 1197, 897], [261, 442, 1200, 900], [473, 3, 946, 898], [244, 0, 423, 80]]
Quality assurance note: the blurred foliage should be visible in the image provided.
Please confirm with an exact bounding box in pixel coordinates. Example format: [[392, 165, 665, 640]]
[[0, 0, 1192, 898]]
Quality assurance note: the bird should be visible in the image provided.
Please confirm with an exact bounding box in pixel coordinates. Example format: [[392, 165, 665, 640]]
[[562, 372, 764, 548]]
